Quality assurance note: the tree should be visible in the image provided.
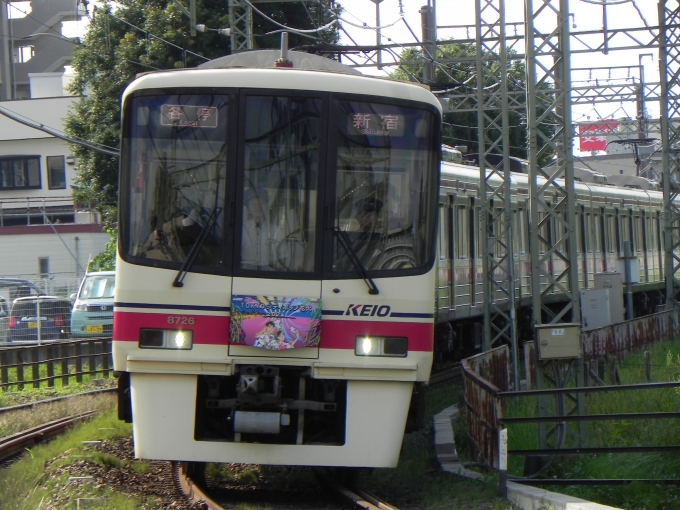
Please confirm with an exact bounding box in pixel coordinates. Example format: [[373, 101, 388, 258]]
[[65, 0, 338, 228], [391, 42, 554, 166]]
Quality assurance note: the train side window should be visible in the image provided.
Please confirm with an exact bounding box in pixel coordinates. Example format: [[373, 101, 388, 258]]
[[438, 203, 448, 260], [619, 211, 630, 253], [456, 205, 469, 259], [584, 212, 592, 253], [513, 208, 526, 256], [648, 215, 656, 252], [634, 215, 643, 253], [606, 214, 616, 253], [470, 207, 482, 259], [595, 212, 603, 254]]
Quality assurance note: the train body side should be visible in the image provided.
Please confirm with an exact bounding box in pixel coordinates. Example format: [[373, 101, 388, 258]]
[[434, 161, 667, 351]]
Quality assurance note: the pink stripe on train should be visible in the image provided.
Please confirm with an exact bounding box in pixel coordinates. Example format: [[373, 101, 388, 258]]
[[113, 311, 433, 351]]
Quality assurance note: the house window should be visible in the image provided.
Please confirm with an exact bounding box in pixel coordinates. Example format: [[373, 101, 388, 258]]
[[38, 257, 49, 278], [47, 156, 66, 189], [0, 156, 40, 190], [14, 45, 34, 63]]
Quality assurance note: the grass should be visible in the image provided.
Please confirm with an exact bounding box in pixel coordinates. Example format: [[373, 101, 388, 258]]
[[0, 359, 114, 397], [0, 406, 161, 510], [358, 382, 517, 510], [498, 336, 680, 510]]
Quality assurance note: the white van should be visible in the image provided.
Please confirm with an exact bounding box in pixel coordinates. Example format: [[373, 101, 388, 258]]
[[71, 271, 115, 338]]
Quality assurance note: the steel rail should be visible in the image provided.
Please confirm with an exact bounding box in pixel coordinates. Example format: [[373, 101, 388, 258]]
[[315, 469, 400, 510], [428, 364, 462, 387], [0, 412, 96, 463], [0, 388, 116, 415], [176, 461, 224, 510]]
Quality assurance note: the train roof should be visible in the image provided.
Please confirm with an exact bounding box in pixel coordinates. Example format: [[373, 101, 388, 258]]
[[122, 51, 442, 113], [440, 160, 663, 205]]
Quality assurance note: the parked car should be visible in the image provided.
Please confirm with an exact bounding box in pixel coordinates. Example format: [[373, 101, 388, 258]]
[[71, 271, 115, 338], [0, 296, 9, 342], [0, 279, 44, 342], [0, 278, 43, 299], [7, 296, 72, 342]]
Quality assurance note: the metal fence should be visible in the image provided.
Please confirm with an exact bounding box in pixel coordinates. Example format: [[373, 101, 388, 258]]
[[0, 339, 113, 391], [461, 309, 680, 487]]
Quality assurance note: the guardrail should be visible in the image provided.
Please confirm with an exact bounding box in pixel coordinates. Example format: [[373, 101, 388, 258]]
[[0, 339, 113, 391]]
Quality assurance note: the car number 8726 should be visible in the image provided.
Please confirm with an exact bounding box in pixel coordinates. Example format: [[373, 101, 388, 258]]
[[167, 316, 195, 325]]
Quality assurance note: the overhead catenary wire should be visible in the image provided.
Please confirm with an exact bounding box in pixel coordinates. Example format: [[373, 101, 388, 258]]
[[0, 105, 119, 157], [244, 0, 337, 34]]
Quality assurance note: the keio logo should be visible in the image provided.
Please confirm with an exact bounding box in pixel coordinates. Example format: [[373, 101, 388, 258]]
[[345, 304, 391, 317]]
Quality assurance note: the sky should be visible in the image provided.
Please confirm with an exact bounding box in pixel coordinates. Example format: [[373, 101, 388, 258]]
[[335, 0, 664, 155], [53, 0, 668, 153]]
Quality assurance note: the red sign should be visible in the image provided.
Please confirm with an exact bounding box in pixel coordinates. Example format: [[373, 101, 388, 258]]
[[578, 121, 618, 151]]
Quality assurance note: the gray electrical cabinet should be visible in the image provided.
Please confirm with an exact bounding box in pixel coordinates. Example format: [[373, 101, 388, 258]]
[[594, 272, 624, 324], [580, 288, 612, 331], [535, 323, 582, 360]]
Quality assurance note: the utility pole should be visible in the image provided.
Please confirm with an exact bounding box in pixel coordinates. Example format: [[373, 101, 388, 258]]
[[419, 2, 436, 83], [0, 3, 12, 100], [371, 0, 384, 69]]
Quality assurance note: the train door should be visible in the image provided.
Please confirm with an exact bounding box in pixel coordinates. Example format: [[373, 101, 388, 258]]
[[453, 197, 472, 311], [436, 195, 452, 312], [513, 202, 528, 301], [576, 205, 587, 289], [229, 92, 325, 358], [634, 211, 647, 283]]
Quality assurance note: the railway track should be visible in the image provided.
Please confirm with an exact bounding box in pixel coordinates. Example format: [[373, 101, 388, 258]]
[[176, 462, 401, 510], [428, 363, 462, 387], [0, 412, 96, 464]]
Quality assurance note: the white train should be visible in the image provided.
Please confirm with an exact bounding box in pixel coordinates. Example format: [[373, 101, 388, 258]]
[[113, 49, 668, 469], [113, 50, 441, 468]]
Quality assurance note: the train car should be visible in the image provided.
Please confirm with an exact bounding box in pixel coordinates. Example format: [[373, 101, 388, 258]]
[[113, 50, 442, 468], [433, 157, 667, 355]]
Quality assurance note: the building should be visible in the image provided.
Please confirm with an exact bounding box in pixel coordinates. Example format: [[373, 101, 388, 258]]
[[0, 1, 107, 294], [576, 117, 662, 181]]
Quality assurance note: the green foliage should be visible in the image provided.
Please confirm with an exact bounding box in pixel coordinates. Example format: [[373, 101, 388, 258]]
[[391, 41, 555, 166], [65, 0, 338, 226], [89, 228, 117, 272], [0, 410, 137, 510]]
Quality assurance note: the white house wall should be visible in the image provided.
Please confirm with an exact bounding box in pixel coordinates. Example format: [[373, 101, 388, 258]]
[[0, 96, 77, 140], [0, 224, 108, 279], [0, 138, 76, 206]]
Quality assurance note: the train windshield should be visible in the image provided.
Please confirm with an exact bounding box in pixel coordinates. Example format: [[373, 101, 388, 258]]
[[121, 90, 438, 278], [332, 100, 437, 272], [124, 94, 229, 269], [239, 96, 321, 272]]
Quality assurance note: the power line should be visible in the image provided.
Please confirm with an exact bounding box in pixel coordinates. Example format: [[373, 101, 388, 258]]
[[0, 105, 119, 157]]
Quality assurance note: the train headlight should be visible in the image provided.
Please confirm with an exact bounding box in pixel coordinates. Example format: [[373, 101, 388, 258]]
[[139, 329, 193, 350], [354, 336, 408, 357]]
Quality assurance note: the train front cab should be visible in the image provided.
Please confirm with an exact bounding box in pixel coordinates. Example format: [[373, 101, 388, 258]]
[[113, 69, 441, 468]]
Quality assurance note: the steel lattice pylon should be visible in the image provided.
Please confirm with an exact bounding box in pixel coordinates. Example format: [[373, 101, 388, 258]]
[[229, 0, 253, 52], [475, 0, 519, 390], [660, 1, 680, 310], [525, 0, 585, 450]]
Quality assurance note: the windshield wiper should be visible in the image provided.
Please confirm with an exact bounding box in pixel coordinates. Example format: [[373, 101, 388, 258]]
[[173, 207, 223, 288], [333, 226, 379, 295]]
